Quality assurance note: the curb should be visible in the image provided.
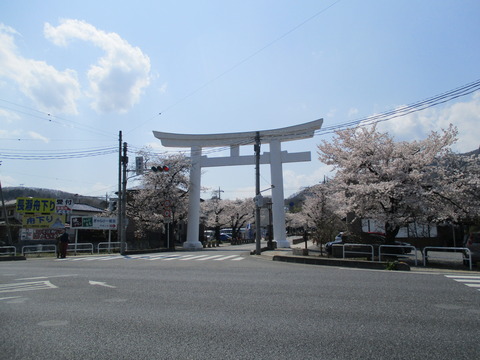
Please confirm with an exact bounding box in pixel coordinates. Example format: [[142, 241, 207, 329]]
[[266, 253, 411, 271], [0, 256, 27, 261]]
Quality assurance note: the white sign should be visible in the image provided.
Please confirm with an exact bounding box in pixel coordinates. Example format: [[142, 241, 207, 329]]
[[56, 199, 74, 214], [71, 216, 117, 230]]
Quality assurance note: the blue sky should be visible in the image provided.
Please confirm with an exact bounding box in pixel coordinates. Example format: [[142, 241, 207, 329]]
[[1, 0, 479, 201]]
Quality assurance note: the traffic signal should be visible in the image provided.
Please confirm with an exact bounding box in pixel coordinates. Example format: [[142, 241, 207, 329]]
[[109, 200, 118, 212], [151, 165, 169, 172], [135, 156, 144, 175]]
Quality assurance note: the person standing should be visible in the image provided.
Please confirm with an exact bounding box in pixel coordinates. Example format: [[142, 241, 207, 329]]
[[58, 229, 69, 258]]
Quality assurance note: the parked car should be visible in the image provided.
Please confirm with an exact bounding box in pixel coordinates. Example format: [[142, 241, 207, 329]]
[[218, 233, 232, 242], [325, 232, 412, 257], [464, 232, 480, 264]]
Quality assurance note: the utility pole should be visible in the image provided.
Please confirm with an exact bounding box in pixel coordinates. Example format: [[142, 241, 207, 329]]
[[0, 177, 12, 245], [213, 187, 224, 200], [121, 141, 128, 255], [254, 131, 261, 255], [117, 131, 123, 254]]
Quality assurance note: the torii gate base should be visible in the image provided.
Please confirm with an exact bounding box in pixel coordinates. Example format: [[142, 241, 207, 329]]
[[153, 119, 323, 250]]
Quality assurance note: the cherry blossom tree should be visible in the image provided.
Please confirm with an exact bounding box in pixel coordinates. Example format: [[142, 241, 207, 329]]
[[201, 197, 254, 240], [430, 150, 480, 224], [300, 183, 345, 250], [128, 153, 190, 242], [317, 124, 459, 243]]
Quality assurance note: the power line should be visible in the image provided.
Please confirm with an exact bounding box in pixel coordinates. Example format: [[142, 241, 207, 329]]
[[0, 99, 117, 139], [126, 0, 343, 134], [0, 146, 118, 160], [314, 79, 480, 136]]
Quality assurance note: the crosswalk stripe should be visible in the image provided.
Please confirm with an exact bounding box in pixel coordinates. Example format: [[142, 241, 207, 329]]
[[213, 255, 237, 261], [147, 255, 174, 260], [180, 255, 209, 260], [445, 275, 480, 291], [54, 254, 244, 262], [195, 255, 224, 261], [162, 255, 183, 261], [99, 256, 124, 260]]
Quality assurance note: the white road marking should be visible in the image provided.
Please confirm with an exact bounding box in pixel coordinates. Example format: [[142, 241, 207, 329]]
[[0, 281, 57, 293], [56, 254, 245, 262], [195, 255, 225, 261], [89, 280, 116, 288], [213, 255, 238, 261], [180, 255, 210, 260], [445, 275, 480, 291]]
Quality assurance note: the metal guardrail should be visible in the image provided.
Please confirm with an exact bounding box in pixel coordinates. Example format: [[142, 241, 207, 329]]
[[97, 242, 125, 253], [379, 245, 418, 266], [333, 243, 375, 261], [423, 246, 472, 271], [22, 244, 57, 256], [0, 246, 17, 256], [67, 243, 94, 255]]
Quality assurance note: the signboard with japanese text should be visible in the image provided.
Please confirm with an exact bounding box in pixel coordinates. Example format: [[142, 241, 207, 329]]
[[16, 197, 56, 214], [56, 199, 74, 214], [71, 216, 117, 230], [20, 228, 64, 241], [22, 214, 66, 228]]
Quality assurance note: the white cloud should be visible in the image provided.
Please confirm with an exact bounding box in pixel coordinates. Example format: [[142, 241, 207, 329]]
[[0, 173, 16, 187], [373, 91, 480, 153], [348, 108, 359, 118], [0, 108, 21, 123], [28, 131, 50, 143], [0, 24, 81, 114], [0, 127, 22, 139], [44, 19, 151, 114], [283, 164, 334, 196]]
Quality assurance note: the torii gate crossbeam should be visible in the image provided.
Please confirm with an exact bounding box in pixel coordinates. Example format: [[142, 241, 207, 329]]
[[153, 119, 323, 249]]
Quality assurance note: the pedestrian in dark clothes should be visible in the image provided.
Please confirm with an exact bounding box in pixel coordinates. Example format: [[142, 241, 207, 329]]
[[58, 229, 69, 258]]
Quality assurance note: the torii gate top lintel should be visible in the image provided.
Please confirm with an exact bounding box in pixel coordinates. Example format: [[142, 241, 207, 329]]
[[153, 119, 323, 148]]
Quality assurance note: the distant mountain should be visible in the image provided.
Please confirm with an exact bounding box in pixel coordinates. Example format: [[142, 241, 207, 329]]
[[1, 187, 108, 209], [462, 147, 479, 156]]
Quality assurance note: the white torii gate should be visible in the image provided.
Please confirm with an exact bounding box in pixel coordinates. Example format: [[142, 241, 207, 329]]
[[153, 119, 323, 250]]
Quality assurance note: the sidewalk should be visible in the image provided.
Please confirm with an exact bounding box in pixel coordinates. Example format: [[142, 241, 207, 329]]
[[256, 239, 478, 273]]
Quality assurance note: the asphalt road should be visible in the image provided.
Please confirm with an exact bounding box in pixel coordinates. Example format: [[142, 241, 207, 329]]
[[1, 247, 479, 360]]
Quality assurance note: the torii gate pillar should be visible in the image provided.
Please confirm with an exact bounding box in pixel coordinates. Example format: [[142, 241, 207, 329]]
[[153, 119, 323, 250]]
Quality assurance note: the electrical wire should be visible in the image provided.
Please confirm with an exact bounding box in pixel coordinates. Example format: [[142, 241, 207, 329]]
[[315, 79, 480, 136], [126, 0, 343, 134], [0, 146, 118, 160]]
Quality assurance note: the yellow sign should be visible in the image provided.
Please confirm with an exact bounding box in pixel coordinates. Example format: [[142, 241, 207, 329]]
[[16, 197, 57, 214], [22, 214, 66, 228]]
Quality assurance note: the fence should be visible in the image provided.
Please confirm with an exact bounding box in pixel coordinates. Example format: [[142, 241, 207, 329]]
[[0, 246, 17, 256], [423, 246, 472, 270], [379, 245, 418, 266], [333, 243, 375, 260], [67, 243, 94, 255], [22, 244, 57, 256], [333, 243, 418, 266], [97, 242, 125, 253]]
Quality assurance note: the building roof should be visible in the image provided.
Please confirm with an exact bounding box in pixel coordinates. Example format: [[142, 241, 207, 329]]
[[72, 203, 104, 213]]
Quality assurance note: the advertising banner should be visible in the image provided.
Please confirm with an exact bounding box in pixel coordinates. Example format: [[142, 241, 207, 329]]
[[71, 216, 117, 230], [16, 197, 56, 214], [22, 214, 66, 228], [56, 199, 74, 214], [20, 228, 64, 241]]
